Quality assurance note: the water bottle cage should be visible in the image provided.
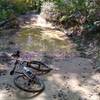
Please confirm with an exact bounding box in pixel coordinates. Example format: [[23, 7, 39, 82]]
[[23, 67, 35, 79]]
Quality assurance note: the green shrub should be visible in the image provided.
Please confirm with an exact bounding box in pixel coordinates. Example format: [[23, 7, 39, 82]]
[[0, 0, 42, 21]]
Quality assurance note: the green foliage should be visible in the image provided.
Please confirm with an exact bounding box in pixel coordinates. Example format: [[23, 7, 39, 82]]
[[0, 0, 13, 21], [55, 0, 87, 22], [0, 0, 99, 24], [0, 0, 42, 21], [50, 0, 99, 23]]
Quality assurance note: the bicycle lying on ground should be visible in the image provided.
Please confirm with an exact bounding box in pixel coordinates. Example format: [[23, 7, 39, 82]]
[[10, 51, 52, 93]]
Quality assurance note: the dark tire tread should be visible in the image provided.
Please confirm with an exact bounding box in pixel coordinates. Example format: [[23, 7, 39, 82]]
[[29, 61, 52, 72], [14, 74, 45, 92]]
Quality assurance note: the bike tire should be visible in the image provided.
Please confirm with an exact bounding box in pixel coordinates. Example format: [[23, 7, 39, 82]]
[[14, 74, 45, 93], [29, 61, 52, 73]]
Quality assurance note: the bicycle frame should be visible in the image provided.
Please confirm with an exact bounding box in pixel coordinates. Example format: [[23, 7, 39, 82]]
[[11, 58, 36, 80], [10, 59, 27, 75]]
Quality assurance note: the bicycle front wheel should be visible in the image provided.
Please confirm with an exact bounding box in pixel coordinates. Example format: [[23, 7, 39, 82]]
[[29, 61, 52, 73], [14, 75, 45, 93]]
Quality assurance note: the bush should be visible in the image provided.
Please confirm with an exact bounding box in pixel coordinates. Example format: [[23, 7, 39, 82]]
[[0, 0, 42, 21]]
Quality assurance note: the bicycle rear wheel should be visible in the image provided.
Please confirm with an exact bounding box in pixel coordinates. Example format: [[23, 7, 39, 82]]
[[14, 75, 45, 92], [29, 61, 52, 73]]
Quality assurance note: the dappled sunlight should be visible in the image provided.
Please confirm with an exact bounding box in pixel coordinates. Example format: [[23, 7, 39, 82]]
[[0, 63, 5, 68], [15, 90, 48, 100], [43, 56, 100, 100], [0, 85, 49, 100], [52, 73, 65, 85], [67, 74, 100, 100], [12, 27, 74, 53], [0, 12, 75, 53], [42, 29, 67, 40], [33, 93, 49, 100], [0, 89, 9, 100], [17, 14, 74, 53], [48, 71, 100, 100], [67, 75, 92, 98], [35, 15, 54, 29], [91, 73, 100, 83]]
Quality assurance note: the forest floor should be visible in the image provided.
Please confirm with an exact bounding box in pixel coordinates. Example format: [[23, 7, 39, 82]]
[[0, 12, 100, 100]]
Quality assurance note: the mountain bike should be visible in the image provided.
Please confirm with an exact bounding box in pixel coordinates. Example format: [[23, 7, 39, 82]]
[[10, 59, 45, 93], [11, 51, 52, 75], [9, 51, 52, 93]]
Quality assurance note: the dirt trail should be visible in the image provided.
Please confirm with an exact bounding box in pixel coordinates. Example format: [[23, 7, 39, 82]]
[[0, 13, 100, 100]]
